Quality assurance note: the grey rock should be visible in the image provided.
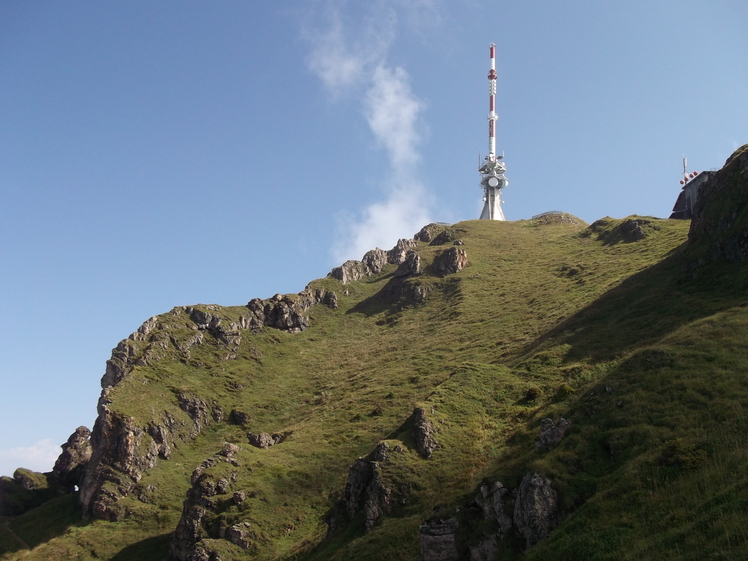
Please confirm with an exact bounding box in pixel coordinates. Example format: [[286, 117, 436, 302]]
[[474, 481, 512, 536], [433, 247, 468, 277], [513, 472, 559, 548], [227, 523, 253, 549], [430, 229, 456, 246], [52, 426, 92, 491], [420, 517, 459, 561], [534, 418, 571, 451], [412, 408, 438, 459], [394, 250, 421, 277], [343, 459, 374, 519], [363, 248, 388, 274], [414, 223, 446, 243], [247, 432, 282, 449], [329, 260, 371, 284], [388, 238, 418, 265]]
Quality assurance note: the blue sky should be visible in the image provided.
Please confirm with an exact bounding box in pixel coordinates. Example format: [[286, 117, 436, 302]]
[[1, 1, 746, 477]]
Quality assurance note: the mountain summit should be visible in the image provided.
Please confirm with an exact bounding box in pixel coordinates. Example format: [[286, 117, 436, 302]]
[[2, 145, 748, 560]]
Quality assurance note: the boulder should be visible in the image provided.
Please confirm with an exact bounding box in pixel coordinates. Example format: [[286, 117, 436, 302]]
[[534, 418, 571, 451], [513, 473, 559, 548], [433, 247, 468, 277], [247, 432, 282, 449]]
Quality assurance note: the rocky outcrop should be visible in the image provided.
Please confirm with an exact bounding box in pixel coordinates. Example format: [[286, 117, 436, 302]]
[[474, 481, 513, 537], [326, 442, 393, 535], [415, 223, 448, 243], [363, 248, 388, 274], [52, 426, 92, 492], [686, 144, 748, 271], [430, 229, 457, 246], [12, 469, 46, 491], [394, 250, 421, 277], [412, 408, 438, 459], [513, 473, 559, 548], [420, 517, 460, 561], [329, 260, 370, 284], [388, 238, 418, 265], [170, 444, 244, 560], [80, 403, 160, 521], [81, 287, 338, 520], [247, 432, 283, 449], [432, 247, 468, 277], [534, 418, 571, 451]]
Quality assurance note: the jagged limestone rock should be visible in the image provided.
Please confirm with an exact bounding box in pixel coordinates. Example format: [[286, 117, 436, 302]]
[[474, 481, 512, 536], [394, 250, 421, 277], [326, 442, 393, 535], [170, 448, 243, 560], [420, 517, 459, 561], [388, 238, 418, 265], [412, 408, 438, 459], [363, 248, 388, 274], [52, 426, 92, 492], [513, 472, 559, 548], [247, 432, 282, 449], [534, 418, 571, 451], [432, 247, 468, 277], [414, 223, 448, 243], [329, 260, 370, 284]]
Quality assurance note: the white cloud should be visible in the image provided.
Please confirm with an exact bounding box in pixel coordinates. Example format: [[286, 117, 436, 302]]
[[365, 65, 424, 172], [305, 1, 436, 262], [0, 439, 60, 477]]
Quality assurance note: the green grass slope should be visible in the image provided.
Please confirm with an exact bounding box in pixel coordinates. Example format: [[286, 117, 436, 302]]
[[2, 149, 748, 560]]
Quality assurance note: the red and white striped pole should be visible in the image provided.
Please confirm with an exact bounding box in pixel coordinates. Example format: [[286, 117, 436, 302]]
[[488, 43, 498, 162]]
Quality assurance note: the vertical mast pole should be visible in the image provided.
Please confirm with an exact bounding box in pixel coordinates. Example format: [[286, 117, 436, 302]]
[[488, 43, 497, 162]]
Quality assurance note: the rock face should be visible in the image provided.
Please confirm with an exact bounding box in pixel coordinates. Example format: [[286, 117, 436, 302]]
[[420, 517, 460, 561], [363, 248, 388, 274], [388, 238, 418, 265], [80, 287, 337, 520], [394, 250, 421, 277], [474, 481, 513, 537], [432, 247, 468, 277], [513, 473, 559, 548], [414, 223, 448, 243], [534, 418, 571, 451], [687, 144, 748, 270], [326, 442, 393, 535], [412, 408, 438, 459], [328, 238, 422, 285], [170, 444, 244, 560], [52, 426, 92, 492]]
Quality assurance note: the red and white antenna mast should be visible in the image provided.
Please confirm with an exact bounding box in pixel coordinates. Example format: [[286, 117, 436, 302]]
[[488, 42, 497, 161], [479, 43, 508, 220]]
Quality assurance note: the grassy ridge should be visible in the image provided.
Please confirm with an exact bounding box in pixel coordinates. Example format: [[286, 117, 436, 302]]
[[4, 213, 748, 559]]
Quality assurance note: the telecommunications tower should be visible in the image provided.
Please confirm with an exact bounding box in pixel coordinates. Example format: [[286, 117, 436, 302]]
[[478, 43, 508, 220]]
